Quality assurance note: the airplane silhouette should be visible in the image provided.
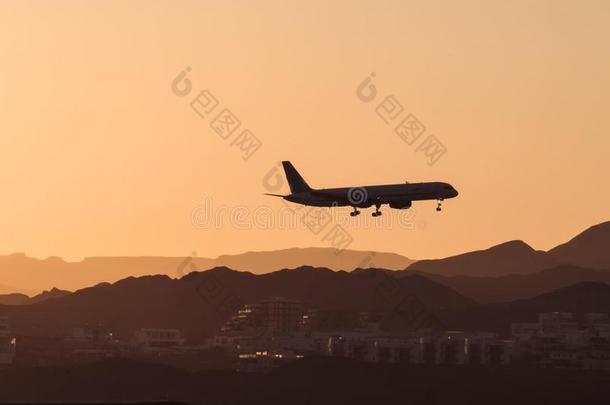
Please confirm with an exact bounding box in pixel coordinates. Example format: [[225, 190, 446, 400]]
[[266, 161, 459, 217]]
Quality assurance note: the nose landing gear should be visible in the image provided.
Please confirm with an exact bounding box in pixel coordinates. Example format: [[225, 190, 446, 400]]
[[436, 199, 443, 212]]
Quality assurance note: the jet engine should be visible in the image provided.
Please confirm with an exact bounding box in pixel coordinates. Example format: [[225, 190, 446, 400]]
[[388, 199, 412, 209]]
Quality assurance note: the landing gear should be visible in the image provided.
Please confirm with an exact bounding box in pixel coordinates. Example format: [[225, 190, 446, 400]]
[[436, 199, 443, 212], [350, 207, 361, 217], [372, 201, 382, 217]]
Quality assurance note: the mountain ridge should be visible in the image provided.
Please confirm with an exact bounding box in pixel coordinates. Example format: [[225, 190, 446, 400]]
[[0, 265, 474, 341], [1, 220, 608, 294], [402, 220, 610, 277], [0, 248, 414, 293], [402, 239, 556, 277], [548, 221, 610, 269], [3, 265, 610, 340], [405, 264, 610, 303]]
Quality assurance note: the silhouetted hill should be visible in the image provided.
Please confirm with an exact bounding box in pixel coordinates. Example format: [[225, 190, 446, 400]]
[[30, 287, 71, 303], [0, 287, 72, 305], [0, 267, 472, 342], [3, 266, 610, 341], [0, 293, 30, 305], [510, 282, 610, 312], [188, 267, 474, 328], [401, 220, 609, 278], [409, 265, 610, 303], [403, 240, 557, 277], [548, 221, 610, 269], [0, 248, 413, 293], [453, 282, 610, 334]]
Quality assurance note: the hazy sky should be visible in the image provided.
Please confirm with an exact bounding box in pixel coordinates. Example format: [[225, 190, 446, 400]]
[[1, 0, 609, 261]]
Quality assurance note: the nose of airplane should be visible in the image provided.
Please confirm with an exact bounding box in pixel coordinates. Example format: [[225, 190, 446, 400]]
[[452, 187, 459, 198]]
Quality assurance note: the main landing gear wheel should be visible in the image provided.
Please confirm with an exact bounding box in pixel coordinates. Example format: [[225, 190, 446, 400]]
[[372, 201, 382, 217], [350, 207, 361, 217], [436, 199, 443, 212]]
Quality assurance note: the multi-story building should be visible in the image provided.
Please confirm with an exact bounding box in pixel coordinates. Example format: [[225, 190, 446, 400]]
[[322, 326, 385, 360], [215, 326, 516, 372], [260, 297, 304, 333], [584, 313, 609, 325], [133, 328, 184, 351], [222, 297, 307, 335], [464, 333, 513, 366], [64, 326, 122, 362], [215, 302, 524, 372], [435, 332, 468, 365], [324, 330, 512, 366], [0, 316, 16, 366], [209, 334, 242, 352], [511, 312, 610, 369]]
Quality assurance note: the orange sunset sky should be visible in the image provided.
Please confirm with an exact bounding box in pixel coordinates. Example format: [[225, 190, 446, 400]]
[[1, 0, 609, 262]]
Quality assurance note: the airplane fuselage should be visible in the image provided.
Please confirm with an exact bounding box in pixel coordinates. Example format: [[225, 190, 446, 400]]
[[285, 181, 458, 208]]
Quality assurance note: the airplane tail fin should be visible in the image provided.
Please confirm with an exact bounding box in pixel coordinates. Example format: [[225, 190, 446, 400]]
[[281, 161, 312, 194]]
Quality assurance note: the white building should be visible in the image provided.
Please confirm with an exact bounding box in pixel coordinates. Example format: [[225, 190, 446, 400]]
[[511, 312, 610, 369]]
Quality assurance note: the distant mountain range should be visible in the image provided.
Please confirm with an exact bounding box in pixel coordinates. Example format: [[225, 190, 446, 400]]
[[0, 221, 608, 294], [0, 288, 71, 306], [0, 220, 608, 337], [208, 248, 414, 274], [403, 240, 556, 277], [0, 223, 608, 337], [392, 221, 610, 304], [402, 221, 610, 277], [0, 248, 414, 293]]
